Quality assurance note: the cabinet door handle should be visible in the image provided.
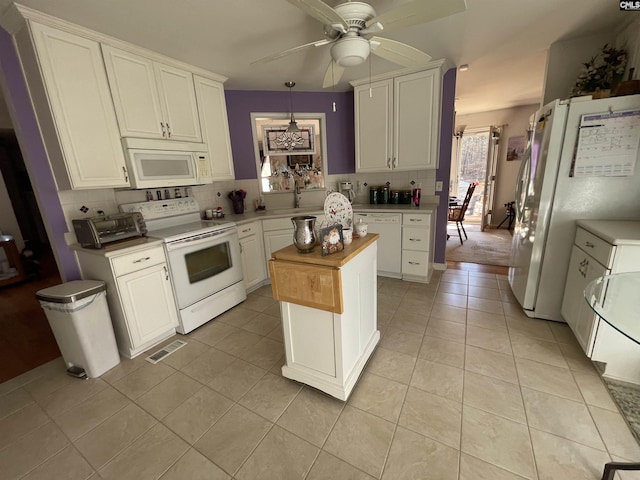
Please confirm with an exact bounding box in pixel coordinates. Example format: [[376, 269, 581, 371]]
[[160, 122, 166, 137], [409, 238, 421, 242], [241, 228, 251, 233], [163, 265, 169, 280], [122, 166, 128, 182], [392, 157, 397, 168], [408, 261, 421, 265], [410, 219, 421, 222], [387, 157, 391, 169], [133, 256, 151, 263], [584, 241, 595, 248], [166, 123, 172, 138]]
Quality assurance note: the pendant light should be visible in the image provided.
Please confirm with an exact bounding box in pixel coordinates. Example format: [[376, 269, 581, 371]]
[[285, 81, 301, 133], [276, 81, 304, 151]]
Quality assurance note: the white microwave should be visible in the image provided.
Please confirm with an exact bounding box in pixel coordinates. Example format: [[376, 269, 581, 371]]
[[122, 138, 212, 189]]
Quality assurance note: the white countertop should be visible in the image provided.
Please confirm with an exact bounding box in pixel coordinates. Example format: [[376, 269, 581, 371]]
[[577, 220, 640, 245], [223, 202, 439, 225]]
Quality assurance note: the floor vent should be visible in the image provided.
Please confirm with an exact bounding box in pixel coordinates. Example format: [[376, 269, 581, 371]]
[[145, 340, 187, 364]]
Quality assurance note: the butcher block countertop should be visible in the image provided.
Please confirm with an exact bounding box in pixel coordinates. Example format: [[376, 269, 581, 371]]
[[270, 233, 380, 268]]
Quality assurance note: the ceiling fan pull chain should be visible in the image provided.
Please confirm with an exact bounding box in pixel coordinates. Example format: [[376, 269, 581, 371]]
[[368, 54, 372, 98], [331, 62, 337, 112]]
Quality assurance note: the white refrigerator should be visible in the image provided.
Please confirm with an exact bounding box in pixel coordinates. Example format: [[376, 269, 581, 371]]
[[508, 95, 640, 321]]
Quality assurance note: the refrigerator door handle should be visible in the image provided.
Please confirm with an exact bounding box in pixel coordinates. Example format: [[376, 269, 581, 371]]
[[515, 144, 531, 219]]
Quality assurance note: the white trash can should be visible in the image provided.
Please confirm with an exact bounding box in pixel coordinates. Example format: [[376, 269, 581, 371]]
[[36, 280, 120, 378]]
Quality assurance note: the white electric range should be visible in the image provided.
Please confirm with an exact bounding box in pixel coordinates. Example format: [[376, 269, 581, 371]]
[[120, 198, 246, 334]]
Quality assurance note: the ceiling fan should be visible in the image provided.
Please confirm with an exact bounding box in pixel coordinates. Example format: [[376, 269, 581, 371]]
[[253, 0, 467, 88]]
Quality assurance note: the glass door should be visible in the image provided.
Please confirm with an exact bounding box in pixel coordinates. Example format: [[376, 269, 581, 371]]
[[451, 128, 490, 225]]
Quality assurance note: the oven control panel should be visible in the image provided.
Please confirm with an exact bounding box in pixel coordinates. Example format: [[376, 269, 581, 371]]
[[120, 199, 199, 220]]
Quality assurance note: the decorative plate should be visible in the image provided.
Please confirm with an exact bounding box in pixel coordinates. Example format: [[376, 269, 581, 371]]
[[324, 192, 353, 228]]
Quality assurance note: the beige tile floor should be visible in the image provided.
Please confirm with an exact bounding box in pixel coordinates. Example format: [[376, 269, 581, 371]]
[[2, 271, 640, 479]]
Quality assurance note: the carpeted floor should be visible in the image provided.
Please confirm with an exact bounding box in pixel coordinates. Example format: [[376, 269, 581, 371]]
[[446, 223, 513, 266]]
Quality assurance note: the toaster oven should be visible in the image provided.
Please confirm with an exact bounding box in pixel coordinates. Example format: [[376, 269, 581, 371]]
[[72, 212, 147, 248]]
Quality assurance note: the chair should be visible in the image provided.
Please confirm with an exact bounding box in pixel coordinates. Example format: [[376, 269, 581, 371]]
[[448, 183, 476, 245]]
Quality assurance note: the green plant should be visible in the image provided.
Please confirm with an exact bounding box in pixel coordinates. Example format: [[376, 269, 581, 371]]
[[570, 44, 627, 96]]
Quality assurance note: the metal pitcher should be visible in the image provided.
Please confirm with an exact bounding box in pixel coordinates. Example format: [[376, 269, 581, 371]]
[[292, 216, 316, 253]]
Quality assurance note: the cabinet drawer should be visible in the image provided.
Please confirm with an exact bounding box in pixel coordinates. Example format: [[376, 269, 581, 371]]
[[112, 246, 166, 277], [237, 222, 261, 239], [263, 217, 295, 232], [575, 228, 615, 267], [402, 250, 429, 276], [403, 213, 430, 226], [402, 227, 429, 251]]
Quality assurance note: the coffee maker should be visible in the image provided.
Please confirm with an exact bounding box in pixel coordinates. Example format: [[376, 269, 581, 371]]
[[338, 181, 356, 204]]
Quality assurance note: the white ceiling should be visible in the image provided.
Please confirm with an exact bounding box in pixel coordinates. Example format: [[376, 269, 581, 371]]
[[0, 0, 635, 115]]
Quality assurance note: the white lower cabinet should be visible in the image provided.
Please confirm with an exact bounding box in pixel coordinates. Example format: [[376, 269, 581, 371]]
[[401, 212, 434, 282], [562, 244, 608, 354], [261, 214, 325, 279], [561, 221, 640, 383], [238, 222, 267, 291], [262, 218, 295, 278], [75, 243, 179, 358]]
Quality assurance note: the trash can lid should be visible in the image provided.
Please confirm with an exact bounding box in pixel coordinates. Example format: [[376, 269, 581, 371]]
[[36, 280, 106, 304]]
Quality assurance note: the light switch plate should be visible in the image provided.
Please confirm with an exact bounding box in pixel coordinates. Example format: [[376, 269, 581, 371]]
[[435, 181, 443, 192]]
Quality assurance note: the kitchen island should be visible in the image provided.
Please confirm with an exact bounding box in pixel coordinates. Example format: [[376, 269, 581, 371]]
[[269, 234, 379, 400]]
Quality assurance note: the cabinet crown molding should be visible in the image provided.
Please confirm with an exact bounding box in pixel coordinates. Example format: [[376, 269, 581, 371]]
[[0, 3, 228, 83], [349, 58, 451, 87]]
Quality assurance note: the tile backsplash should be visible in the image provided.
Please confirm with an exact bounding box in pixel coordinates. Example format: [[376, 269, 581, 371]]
[[58, 169, 436, 244]]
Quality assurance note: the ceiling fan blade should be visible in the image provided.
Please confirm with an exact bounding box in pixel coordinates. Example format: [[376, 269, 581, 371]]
[[365, 0, 466, 33], [369, 37, 432, 68], [287, 0, 348, 32], [322, 61, 345, 89], [251, 39, 332, 64]]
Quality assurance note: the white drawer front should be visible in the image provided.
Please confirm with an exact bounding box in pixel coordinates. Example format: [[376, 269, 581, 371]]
[[112, 246, 166, 277], [402, 250, 429, 276], [237, 222, 261, 239], [402, 227, 429, 251], [575, 228, 615, 267], [403, 213, 430, 226]]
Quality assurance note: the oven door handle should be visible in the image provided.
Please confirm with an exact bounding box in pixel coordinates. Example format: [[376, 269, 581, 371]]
[[164, 229, 237, 251]]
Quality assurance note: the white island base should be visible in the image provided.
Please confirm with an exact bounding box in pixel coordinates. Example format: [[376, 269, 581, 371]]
[[270, 235, 379, 401]]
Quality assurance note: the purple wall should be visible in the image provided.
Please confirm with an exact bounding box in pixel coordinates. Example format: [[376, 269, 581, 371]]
[[434, 68, 457, 265], [0, 28, 80, 281], [225, 90, 354, 178]]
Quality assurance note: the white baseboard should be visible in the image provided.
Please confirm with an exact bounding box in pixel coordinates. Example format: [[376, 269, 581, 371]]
[[433, 262, 447, 271]]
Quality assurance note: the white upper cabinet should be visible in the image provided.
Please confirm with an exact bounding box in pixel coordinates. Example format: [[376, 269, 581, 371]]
[[102, 45, 202, 142], [22, 22, 129, 189], [193, 75, 235, 180], [354, 80, 393, 172], [353, 65, 443, 172]]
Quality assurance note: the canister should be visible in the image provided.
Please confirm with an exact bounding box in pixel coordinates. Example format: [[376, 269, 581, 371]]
[[369, 187, 380, 204], [380, 186, 390, 204], [389, 191, 399, 204], [399, 190, 412, 204]]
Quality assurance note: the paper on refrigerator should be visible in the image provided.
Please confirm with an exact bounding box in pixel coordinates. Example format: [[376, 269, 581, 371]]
[[572, 109, 640, 177]]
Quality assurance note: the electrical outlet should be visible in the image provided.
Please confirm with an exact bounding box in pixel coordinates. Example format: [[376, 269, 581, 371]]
[[435, 181, 443, 192]]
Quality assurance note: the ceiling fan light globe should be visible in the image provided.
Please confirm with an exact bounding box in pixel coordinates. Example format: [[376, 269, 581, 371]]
[[330, 37, 370, 67]]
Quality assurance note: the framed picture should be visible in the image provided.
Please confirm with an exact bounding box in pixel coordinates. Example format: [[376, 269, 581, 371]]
[[320, 224, 344, 256], [262, 124, 315, 155], [287, 154, 313, 168], [506, 136, 526, 161]]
